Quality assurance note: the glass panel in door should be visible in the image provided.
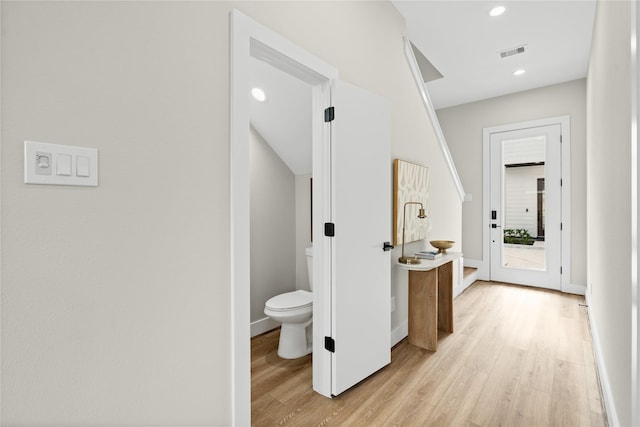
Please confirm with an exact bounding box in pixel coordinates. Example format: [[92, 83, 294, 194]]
[[501, 136, 546, 271]]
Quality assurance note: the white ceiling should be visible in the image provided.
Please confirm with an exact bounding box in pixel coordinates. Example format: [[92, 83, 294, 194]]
[[393, 0, 596, 109]]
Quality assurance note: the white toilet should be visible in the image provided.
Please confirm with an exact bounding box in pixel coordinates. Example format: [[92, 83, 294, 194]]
[[264, 247, 313, 359]]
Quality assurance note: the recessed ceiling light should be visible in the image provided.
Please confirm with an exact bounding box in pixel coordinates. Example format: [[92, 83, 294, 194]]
[[251, 87, 266, 102], [513, 69, 526, 76], [489, 6, 506, 17]]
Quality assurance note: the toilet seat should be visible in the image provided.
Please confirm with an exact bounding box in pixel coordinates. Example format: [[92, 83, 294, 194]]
[[265, 290, 312, 312]]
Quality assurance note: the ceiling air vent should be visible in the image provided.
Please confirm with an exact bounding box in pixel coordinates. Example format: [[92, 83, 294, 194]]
[[499, 45, 526, 59]]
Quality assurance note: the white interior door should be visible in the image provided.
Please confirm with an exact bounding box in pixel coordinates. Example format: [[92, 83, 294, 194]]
[[489, 124, 562, 289], [330, 80, 391, 396]]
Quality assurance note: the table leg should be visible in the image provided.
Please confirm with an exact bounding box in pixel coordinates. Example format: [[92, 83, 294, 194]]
[[437, 261, 454, 333], [408, 269, 438, 351]]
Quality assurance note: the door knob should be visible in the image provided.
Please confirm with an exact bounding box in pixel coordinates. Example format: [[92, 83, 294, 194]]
[[383, 242, 394, 251]]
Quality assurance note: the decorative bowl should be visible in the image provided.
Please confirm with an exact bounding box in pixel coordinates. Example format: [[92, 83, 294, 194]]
[[430, 240, 455, 254]]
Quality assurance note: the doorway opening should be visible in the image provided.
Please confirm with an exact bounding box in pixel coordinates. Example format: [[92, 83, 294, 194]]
[[232, 11, 393, 422], [231, 10, 337, 424], [248, 54, 314, 339], [247, 36, 317, 416]]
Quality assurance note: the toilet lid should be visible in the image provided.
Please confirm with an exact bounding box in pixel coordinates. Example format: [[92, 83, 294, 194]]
[[265, 290, 312, 311]]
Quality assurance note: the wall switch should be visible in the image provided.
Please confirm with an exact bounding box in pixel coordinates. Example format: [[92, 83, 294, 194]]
[[76, 156, 90, 177], [56, 154, 72, 176], [25, 141, 98, 186]]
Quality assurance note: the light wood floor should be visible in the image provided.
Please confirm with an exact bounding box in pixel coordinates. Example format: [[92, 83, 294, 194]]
[[251, 281, 607, 426]]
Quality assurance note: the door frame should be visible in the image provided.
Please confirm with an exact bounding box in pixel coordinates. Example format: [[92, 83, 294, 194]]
[[482, 115, 573, 293], [230, 9, 338, 424]]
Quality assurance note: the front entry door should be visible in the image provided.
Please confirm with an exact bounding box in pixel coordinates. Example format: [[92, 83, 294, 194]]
[[330, 80, 391, 395], [489, 124, 562, 290]]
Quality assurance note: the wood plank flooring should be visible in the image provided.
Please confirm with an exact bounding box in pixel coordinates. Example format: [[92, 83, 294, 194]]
[[251, 281, 607, 426]]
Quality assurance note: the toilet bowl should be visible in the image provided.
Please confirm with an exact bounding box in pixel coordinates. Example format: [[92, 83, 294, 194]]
[[264, 247, 313, 359]]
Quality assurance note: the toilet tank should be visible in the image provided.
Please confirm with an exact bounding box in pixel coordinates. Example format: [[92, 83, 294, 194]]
[[306, 247, 313, 291]]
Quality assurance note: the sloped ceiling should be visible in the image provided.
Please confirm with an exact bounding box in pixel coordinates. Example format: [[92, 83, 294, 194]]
[[393, 0, 596, 109], [249, 56, 312, 176]]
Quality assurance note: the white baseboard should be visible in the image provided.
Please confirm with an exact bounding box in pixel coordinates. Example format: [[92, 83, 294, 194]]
[[391, 320, 408, 347], [250, 316, 279, 338], [585, 292, 619, 426], [562, 282, 586, 296]]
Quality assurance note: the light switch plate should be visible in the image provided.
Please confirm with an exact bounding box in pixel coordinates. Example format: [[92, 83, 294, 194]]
[[56, 154, 72, 176], [24, 141, 98, 186]]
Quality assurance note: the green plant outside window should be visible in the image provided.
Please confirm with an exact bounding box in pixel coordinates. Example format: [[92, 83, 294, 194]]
[[503, 228, 534, 245]]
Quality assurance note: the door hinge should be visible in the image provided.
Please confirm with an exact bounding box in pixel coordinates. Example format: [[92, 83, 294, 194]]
[[324, 106, 335, 122], [325, 336, 335, 353], [560, 179, 563, 187], [324, 222, 335, 237], [560, 222, 563, 231], [560, 134, 563, 143], [561, 266, 563, 274]]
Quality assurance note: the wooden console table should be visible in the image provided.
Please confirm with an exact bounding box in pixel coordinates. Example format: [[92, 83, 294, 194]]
[[397, 252, 462, 351]]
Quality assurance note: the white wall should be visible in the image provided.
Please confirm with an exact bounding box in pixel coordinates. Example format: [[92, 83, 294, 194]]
[[437, 79, 586, 286], [295, 174, 312, 291], [2, 2, 232, 424], [250, 126, 296, 323], [586, 1, 632, 425], [1, 1, 462, 423]]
